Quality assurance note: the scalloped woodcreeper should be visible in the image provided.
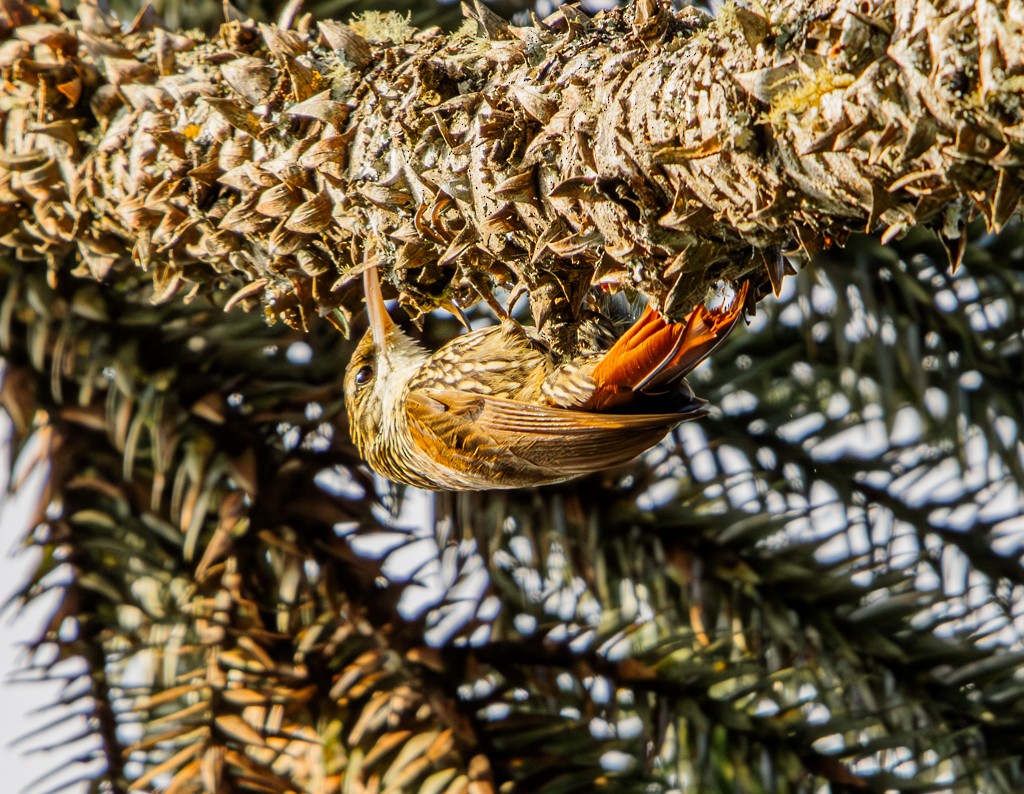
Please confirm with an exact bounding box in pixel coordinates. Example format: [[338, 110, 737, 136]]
[[344, 266, 747, 490]]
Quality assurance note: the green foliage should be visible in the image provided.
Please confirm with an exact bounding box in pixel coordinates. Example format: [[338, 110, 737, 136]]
[[3, 219, 1023, 793]]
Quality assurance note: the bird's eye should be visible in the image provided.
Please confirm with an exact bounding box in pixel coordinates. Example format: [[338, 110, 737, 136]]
[[354, 365, 374, 386]]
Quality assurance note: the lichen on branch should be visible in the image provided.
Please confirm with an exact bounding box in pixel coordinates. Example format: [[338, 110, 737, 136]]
[[0, 0, 1021, 337]]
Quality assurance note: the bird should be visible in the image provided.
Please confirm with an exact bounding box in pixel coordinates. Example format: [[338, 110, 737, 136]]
[[344, 265, 748, 490]]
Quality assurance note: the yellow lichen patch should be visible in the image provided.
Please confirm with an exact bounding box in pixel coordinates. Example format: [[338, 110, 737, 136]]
[[323, 62, 356, 98], [448, 18, 485, 46], [767, 68, 855, 127], [999, 74, 1024, 95], [349, 11, 414, 45], [445, 20, 494, 57]]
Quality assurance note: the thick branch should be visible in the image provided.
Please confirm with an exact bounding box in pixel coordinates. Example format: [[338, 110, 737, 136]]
[[0, 0, 1021, 334]]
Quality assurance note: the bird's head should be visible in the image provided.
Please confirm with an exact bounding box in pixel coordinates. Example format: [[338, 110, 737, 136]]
[[344, 265, 427, 455]]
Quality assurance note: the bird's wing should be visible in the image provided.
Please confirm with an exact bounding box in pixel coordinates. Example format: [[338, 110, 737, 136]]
[[406, 390, 705, 479]]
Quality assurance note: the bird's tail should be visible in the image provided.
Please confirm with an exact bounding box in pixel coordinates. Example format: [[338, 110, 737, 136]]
[[584, 281, 749, 411]]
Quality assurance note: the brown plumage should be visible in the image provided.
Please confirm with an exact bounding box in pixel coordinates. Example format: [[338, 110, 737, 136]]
[[344, 266, 747, 490]]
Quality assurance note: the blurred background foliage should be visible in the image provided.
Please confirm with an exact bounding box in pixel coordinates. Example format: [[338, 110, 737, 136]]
[[1, 1, 1022, 793]]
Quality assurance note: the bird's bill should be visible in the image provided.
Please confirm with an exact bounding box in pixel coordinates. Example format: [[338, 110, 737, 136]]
[[363, 263, 394, 351]]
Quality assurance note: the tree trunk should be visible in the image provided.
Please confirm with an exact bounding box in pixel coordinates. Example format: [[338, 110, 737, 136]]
[[1, 0, 1020, 337]]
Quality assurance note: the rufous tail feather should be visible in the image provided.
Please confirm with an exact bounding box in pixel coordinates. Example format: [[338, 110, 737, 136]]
[[585, 282, 749, 411]]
